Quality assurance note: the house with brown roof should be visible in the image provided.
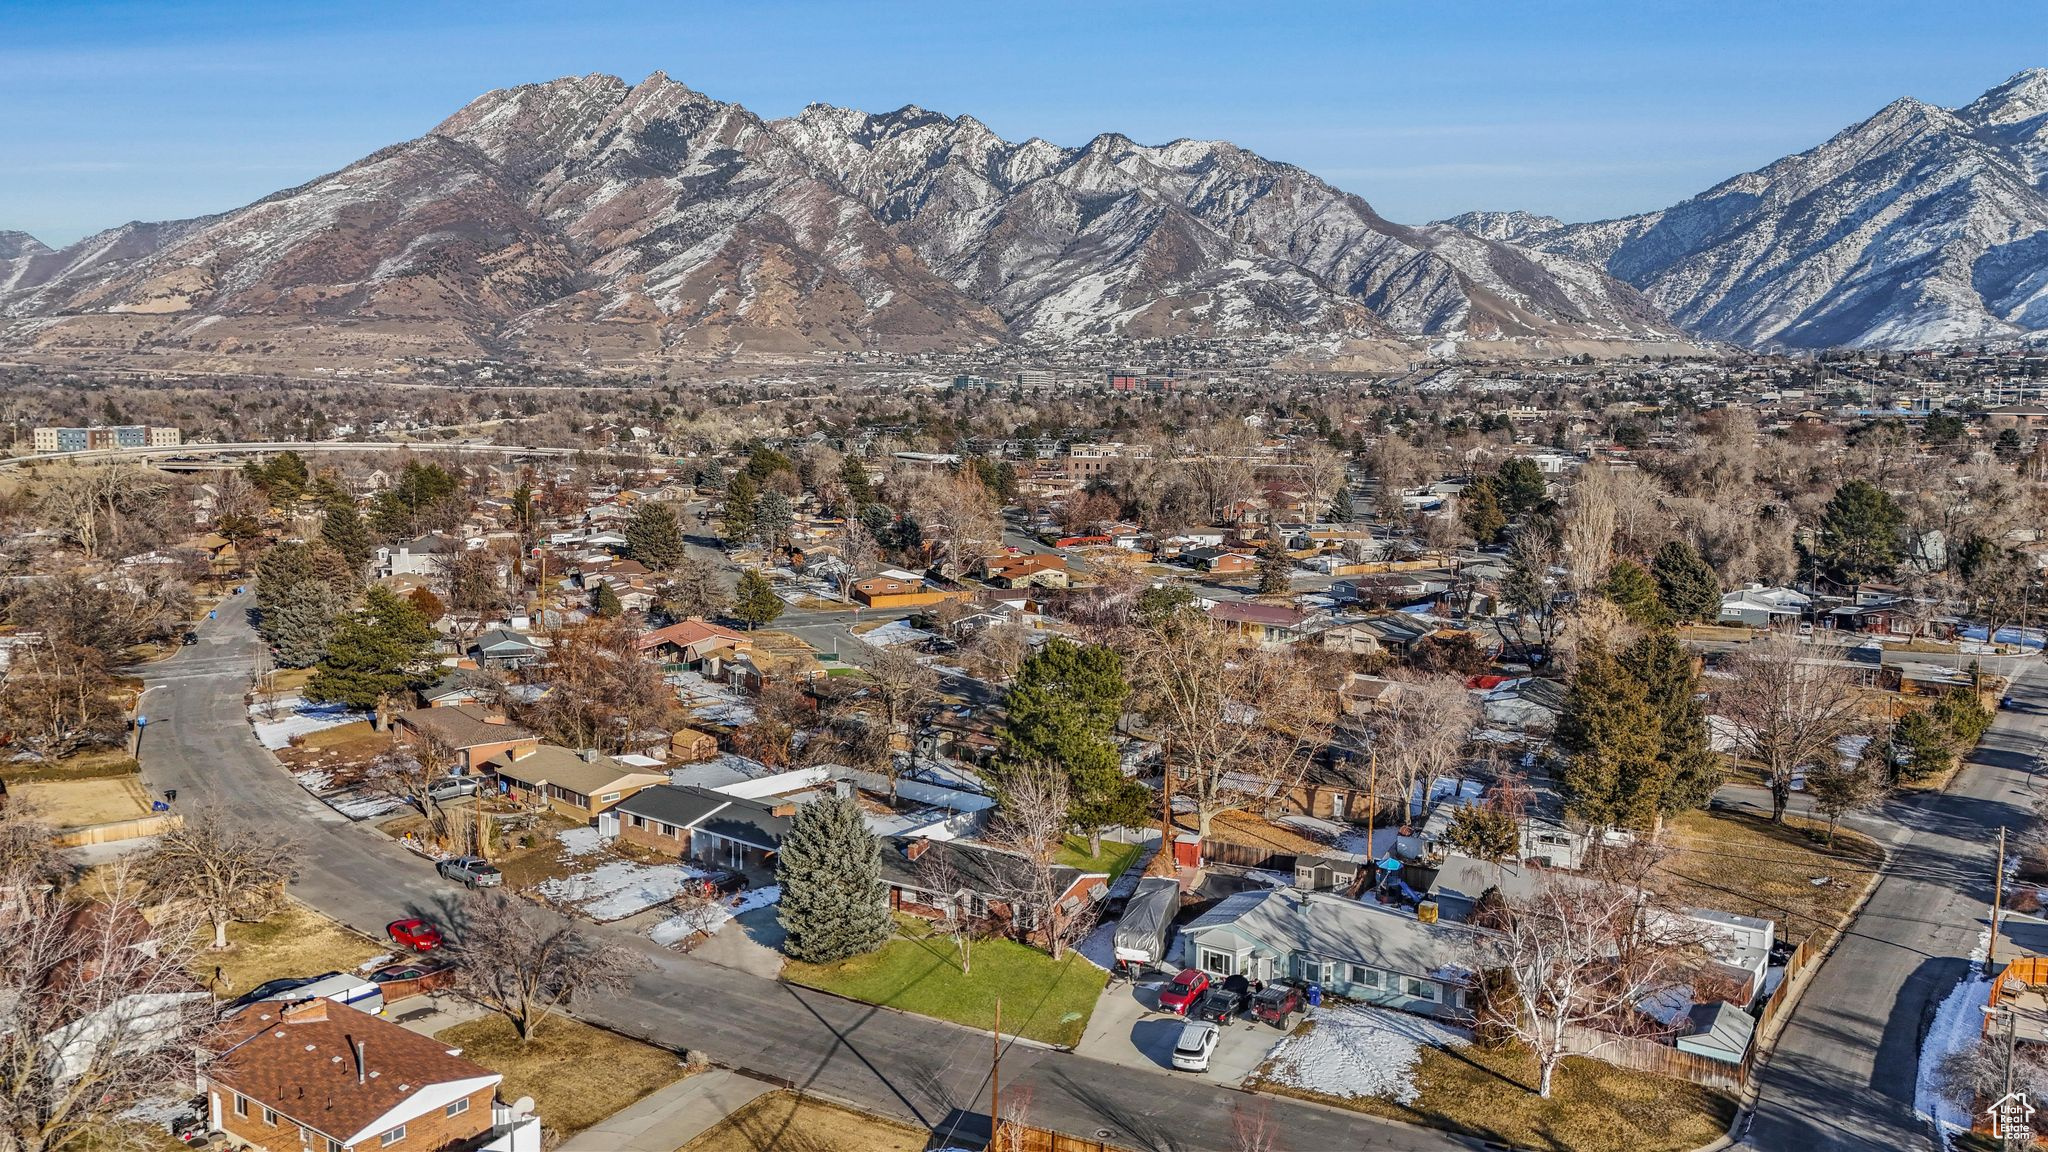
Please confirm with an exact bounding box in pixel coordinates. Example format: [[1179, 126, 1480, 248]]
[[393, 706, 537, 773], [979, 553, 1070, 590], [633, 618, 751, 666], [851, 574, 968, 610], [1206, 600, 1312, 644], [482, 745, 667, 823], [204, 998, 538, 1152]]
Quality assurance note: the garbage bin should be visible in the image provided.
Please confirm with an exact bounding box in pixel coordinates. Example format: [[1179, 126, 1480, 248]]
[[1306, 983, 1323, 1009]]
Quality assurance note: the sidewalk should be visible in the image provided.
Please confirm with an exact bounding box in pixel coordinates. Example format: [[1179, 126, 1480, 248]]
[[557, 1067, 772, 1152]]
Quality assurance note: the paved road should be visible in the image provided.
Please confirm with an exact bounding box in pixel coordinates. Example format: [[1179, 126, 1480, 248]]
[[139, 595, 1482, 1152], [1740, 667, 2045, 1152]]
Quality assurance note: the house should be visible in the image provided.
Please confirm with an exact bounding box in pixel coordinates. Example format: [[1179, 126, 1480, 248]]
[[1293, 853, 1368, 893], [1334, 672, 1400, 718], [378, 534, 459, 579], [1206, 601, 1311, 644], [419, 672, 493, 709], [1479, 677, 1567, 734], [880, 836, 1107, 947], [980, 553, 1070, 590], [469, 628, 542, 670], [668, 727, 720, 763], [1717, 584, 1810, 629], [482, 745, 667, 823], [204, 998, 538, 1152], [1316, 622, 1389, 657], [1178, 888, 1478, 1019], [634, 618, 751, 666], [851, 574, 968, 610], [393, 706, 537, 773], [1182, 548, 1256, 575], [612, 784, 794, 871]]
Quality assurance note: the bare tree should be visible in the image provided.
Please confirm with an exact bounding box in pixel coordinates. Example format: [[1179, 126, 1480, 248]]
[[1231, 1098, 1285, 1152], [512, 619, 672, 754], [0, 641, 126, 762], [1561, 464, 1618, 599], [137, 814, 293, 950], [1128, 604, 1332, 838], [838, 518, 880, 602], [1718, 634, 1872, 822], [1344, 674, 1479, 828], [363, 732, 458, 847], [912, 471, 1003, 577], [1294, 442, 1349, 523], [1478, 873, 1703, 1098], [914, 842, 975, 975], [0, 869, 218, 1152], [986, 763, 1096, 961], [865, 646, 940, 798], [452, 889, 646, 1042]]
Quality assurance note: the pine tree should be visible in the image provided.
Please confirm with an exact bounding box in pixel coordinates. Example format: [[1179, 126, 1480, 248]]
[[999, 640, 1143, 854], [1650, 540, 1720, 622], [1605, 558, 1670, 628], [1494, 458, 1549, 517], [777, 795, 892, 964], [1557, 640, 1665, 834], [623, 502, 687, 571], [1461, 478, 1507, 544], [1445, 803, 1520, 866], [840, 455, 876, 506], [306, 586, 437, 709], [754, 491, 794, 552], [722, 474, 759, 546], [1886, 709, 1955, 782], [590, 581, 624, 619], [264, 581, 346, 668], [1256, 533, 1293, 596], [732, 570, 783, 629], [316, 483, 372, 574], [1620, 631, 1721, 813], [1816, 479, 1905, 585]]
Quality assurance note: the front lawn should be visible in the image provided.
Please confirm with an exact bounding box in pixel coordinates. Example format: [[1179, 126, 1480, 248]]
[[783, 917, 1107, 1047], [1655, 809, 1883, 945], [436, 1015, 688, 1136], [190, 900, 385, 997], [1054, 835, 1144, 882], [1252, 1033, 1735, 1152], [678, 1090, 926, 1152]]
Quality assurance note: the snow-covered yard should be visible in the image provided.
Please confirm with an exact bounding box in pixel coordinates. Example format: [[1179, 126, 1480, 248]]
[[250, 695, 365, 750], [1259, 1005, 1471, 1106], [1916, 932, 1994, 1147], [859, 620, 936, 649], [288, 767, 404, 821], [648, 885, 782, 946], [537, 857, 707, 922], [671, 671, 755, 726]]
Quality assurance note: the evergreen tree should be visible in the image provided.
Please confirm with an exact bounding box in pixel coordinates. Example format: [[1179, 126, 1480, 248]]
[[754, 491, 794, 551], [732, 570, 783, 630], [1494, 458, 1549, 517], [1885, 709, 1955, 782], [999, 640, 1144, 854], [1604, 558, 1670, 627], [1620, 631, 1721, 813], [590, 580, 624, 619], [744, 446, 797, 484], [1995, 427, 2025, 461], [371, 461, 461, 538], [623, 502, 687, 571], [1256, 533, 1294, 596], [722, 474, 759, 546], [1932, 686, 1993, 745], [1445, 804, 1520, 866], [510, 482, 538, 533], [840, 455, 876, 505], [1816, 479, 1905, 585], [316, 481, 372, 574], [1650, 540, 1720, 622], [1556, 640, 1664, 834], [306, 586, 437, 709], [857, 502, 894, 545], [264, 581, 346, 668], [777, 795, 892, 964], [1461, 477, 1507, 543]]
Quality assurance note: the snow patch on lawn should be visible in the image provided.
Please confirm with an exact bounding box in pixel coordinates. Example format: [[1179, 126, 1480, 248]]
[[250, 695, 365, 750], [860, 620, 935, 649], [539, 859, 705, 922], [1075, 919, 1119, 972], [1915, 928, 1992, 1148], [558, 827, 607, 856], [648, 885, 781, 946], [672, 672, 756, 726], [1260, 1005, 1470, 1106]]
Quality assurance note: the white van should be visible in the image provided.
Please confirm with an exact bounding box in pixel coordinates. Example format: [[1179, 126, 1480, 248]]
[[258, 971, 384, 1016]]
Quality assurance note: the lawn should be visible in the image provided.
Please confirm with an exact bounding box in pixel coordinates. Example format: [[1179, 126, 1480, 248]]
[[1655, 809, 1884, 946], [190, 900, 386, 997], [1252, 1038, 1736, 1152], [2, 747, 141, 784], [13, 776, 152, 828], [436, 1015, 687, 1136], [677, 1090, 926, 1152], [783, 917, 1108, 1047], [1054, 835, 1144, 882]]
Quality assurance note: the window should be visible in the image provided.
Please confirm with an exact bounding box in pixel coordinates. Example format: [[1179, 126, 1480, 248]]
[[446, 1099, 471, 1118], [1351, 965, 1381, 988], [380, 1125, 407, 1146], [658, 822, 677, 838], [1405, 977, 1436, 1001], [1200, 948, 1236, 977], [328, 1139, 344, 1152], [233, 1095, 249, 1119], [601, 791, 621, 803], [263, 1107, 278, 1126], [629, 814, 645, 829]]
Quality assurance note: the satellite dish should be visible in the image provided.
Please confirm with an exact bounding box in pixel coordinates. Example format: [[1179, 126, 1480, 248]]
[[511, 1097, 535, 1118]]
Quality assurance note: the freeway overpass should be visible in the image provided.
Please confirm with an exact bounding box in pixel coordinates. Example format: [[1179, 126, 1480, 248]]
[[0, 440, 596, 473]]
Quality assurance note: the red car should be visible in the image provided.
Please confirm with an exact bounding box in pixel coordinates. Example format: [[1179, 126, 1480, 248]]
[[387, 917, 443, 952], [1157, 968, 1210, 1015]]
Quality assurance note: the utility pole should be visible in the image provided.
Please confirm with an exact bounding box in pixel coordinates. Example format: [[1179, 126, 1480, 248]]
[[1991, 825, 2007, 977], [1364, 746, 1378, 862], [990, 998, 1002, 1151]]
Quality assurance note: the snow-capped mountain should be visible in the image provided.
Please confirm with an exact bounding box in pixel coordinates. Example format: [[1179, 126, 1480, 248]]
[[0, 72, 1670, 363], [1476, 68, 2048, 349]]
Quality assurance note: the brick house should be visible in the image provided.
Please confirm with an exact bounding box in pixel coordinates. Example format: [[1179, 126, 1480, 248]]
[[393, 706, 537, 774], [979, 553, 1070, 590], [481, 745, 667, 823], [612, 784, 794, 871], [879, 836, 1107, 949], [205, 998, 537, 1152]]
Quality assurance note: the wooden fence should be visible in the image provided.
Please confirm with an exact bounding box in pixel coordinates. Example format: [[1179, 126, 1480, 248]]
[[986, 1123, 1139, 1152], [51, 812, 183, 847], [1194, 837, 1295, 871]]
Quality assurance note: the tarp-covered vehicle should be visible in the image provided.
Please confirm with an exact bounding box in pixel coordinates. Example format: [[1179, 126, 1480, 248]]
[[1111, 876, 1181, 976]]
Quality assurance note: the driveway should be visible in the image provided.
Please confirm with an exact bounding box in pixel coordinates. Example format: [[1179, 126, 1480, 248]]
[[1076, 978, 1281, 1084]]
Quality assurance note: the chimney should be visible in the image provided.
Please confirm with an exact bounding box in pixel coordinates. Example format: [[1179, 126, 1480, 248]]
[[355, 1040, 367, 1085], [283, 999, 329, 1023], [904, 839, 929, 861], [770, 803, 797, 818], [483, 715, 508, 726], [581, 748, 600, 763]]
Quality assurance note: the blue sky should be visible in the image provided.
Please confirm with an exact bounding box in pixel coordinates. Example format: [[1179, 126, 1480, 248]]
[[3, 0, 2043, 246]]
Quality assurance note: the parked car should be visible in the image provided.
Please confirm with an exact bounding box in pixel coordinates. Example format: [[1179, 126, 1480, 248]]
[[233, 976, 318, 1007], [180, 632, 199, 646], [1157, 968, 1210, 1015], [690, 867, 748, 898], [426, 776, 482, 802], [387, 917, 443, 951], [1194, 983, 1247, 1024], [1249, 982, 1305, 1029], [1170, 1020, 1220, 1072], [436, 856, 501, 888]]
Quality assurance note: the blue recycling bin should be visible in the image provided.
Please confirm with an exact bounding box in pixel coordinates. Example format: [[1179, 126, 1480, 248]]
[[1306, 983, 1323, 1008], [208, 610, 217, 620]]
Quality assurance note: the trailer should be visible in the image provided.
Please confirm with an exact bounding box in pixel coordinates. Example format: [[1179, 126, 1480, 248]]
[[1111, 876, 1182, 974]]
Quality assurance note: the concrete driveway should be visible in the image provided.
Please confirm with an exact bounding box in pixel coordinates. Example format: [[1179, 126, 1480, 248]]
[[1075, 977, 1283, 1084]]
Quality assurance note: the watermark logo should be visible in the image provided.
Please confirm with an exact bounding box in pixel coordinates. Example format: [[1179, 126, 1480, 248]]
[[1988, 1090, 2035, 1141]]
